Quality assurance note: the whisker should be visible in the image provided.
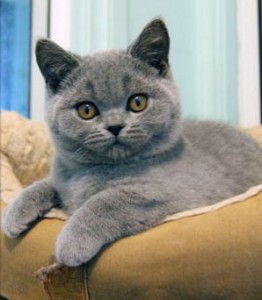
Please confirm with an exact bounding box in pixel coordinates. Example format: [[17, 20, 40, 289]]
[[87, 138, 111, 145], [126, 129, 144, 134], [87, 133, 105, 139]]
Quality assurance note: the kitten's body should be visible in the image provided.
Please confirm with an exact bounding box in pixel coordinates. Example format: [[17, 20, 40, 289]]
[[2, 19, 262, 266], [54, 120, 261, 216]]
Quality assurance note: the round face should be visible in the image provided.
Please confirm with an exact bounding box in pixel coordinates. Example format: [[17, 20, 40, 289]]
[[46, 51, 181, 164]]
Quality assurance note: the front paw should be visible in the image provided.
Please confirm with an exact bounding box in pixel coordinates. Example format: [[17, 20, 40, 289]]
[[55, 226, 103, 267], [1, 203, 30, 238]]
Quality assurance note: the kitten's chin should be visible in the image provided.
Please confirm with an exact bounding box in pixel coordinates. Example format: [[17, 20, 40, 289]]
[[105, 143, 134, 161]]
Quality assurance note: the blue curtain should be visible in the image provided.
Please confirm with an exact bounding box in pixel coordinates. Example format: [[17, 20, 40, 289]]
[[0, 0, 31, 117]]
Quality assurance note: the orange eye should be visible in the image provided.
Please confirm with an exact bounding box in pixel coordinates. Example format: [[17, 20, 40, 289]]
[[76, 102, 98, 120], [127, 94, 148, 113]]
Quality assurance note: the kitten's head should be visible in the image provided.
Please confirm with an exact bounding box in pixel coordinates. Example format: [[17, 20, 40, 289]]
[[36, 19, 181, 165]]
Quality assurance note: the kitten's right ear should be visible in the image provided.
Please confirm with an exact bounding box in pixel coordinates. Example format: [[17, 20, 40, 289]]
[[35, 39, 80, 93], [128, 19, 170, 76]]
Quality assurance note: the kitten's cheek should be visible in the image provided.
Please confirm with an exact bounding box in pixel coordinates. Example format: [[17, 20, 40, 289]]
[[144, 123, 162, 136]]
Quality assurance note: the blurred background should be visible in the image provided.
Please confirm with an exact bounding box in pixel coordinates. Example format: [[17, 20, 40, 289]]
[[0, 0, 261, 126]]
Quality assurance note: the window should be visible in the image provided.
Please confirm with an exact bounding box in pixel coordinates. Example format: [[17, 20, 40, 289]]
[[1, 0, 261, 126], [237, 0, 261, 126]]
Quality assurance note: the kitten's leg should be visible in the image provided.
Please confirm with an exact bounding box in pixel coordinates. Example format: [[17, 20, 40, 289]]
[[2, 178, 59, 238], [56, 187, 168, 266]]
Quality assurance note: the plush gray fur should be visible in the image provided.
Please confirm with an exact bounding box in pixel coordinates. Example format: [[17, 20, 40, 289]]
[[2, 19, 262, 267]]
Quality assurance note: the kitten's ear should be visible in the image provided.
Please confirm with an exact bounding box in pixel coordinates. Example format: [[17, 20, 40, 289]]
[[36, 39, 80, 93], [128, 19, 170, 76]]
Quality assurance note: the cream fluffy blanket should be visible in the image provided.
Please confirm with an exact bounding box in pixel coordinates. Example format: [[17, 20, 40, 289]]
[[0, 112, 66, 219]]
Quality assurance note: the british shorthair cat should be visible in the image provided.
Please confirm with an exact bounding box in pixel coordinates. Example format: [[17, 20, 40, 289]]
[[2, 19, 262, 266]]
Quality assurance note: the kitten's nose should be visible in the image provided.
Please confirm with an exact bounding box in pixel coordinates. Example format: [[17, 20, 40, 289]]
[[107, 125, 124, 136]]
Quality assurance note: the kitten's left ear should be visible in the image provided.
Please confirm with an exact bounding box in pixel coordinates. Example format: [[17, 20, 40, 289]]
[[36, 39, 80, 93], [128, 19, 170, 76]]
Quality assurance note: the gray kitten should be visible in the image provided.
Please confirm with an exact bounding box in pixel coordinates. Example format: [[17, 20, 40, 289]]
[[2, 19, 262, 267]]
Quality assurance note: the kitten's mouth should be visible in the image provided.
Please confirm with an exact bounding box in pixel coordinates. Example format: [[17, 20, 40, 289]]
[[108, 135, 134, 148], [111, 139, 126, 147]]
